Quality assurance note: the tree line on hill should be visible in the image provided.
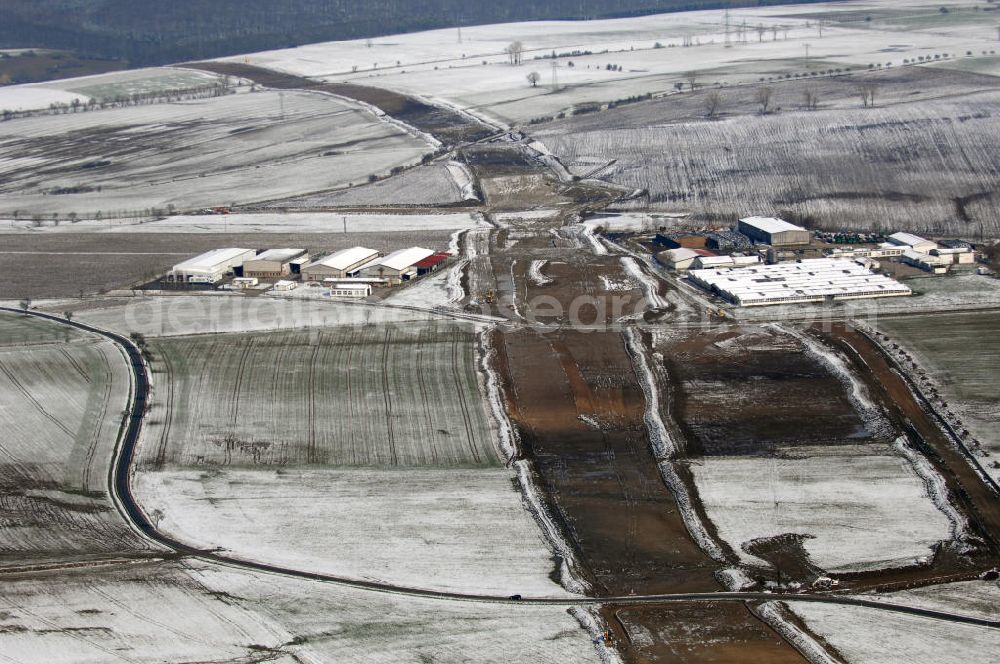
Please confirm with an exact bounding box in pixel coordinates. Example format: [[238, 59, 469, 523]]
[[1, 0, 828, 70]]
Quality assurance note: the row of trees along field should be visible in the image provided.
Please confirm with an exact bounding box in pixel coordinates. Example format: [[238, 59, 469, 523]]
[[1, 0, 830, 68]]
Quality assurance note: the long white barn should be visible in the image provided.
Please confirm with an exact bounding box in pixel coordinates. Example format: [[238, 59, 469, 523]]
[[688, 258, 912, 307]]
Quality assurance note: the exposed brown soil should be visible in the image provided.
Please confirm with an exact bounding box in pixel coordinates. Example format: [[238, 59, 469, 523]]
[[499, 327, 722, 595], [603, 602, 809, 664], [659, 326, 872, 456], [184, 62, 494, 146]]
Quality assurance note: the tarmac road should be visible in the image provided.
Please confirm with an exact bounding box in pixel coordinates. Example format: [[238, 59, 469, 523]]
[[3, 305, 998, 631]]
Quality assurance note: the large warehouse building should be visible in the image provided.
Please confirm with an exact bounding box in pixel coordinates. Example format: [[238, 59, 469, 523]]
[[737, 216, 811, 247], [358, 247, 435, 285], [302, 247, 381, 281], [688, 258, 912, 306], [243, 248, 308, 278], [168, 248, 256, 283]]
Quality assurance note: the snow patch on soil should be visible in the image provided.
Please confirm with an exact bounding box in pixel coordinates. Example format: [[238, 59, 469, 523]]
[[892, 436, 970, 541], [754, 602, 840, 664], [570, 607, 625, 664], [529, 260, 553, 286], [621, 257, 666, 309]]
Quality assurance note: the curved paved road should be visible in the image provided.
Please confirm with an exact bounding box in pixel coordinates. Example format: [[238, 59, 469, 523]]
[[4, 306, 998, 631]]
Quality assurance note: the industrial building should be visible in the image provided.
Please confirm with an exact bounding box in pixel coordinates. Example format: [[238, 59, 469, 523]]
[[302, 247, 381, 281], [825, 246, 905, 259], [326, 281, 374, 298], [167, 248, 257, 283], [887, 232, 937, 253], [737, 217, 811, 247], [902, 250, 952, 274], [688, 258, 912, 307], [243, 248, 308, 278], [691, 254, 761, 270], [658, 248, 700, 271], [358, 247, 436, 285], [930, 246, 975, 265]]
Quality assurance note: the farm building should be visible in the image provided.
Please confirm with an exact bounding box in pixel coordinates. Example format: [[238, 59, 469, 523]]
[[358, 247, 435, 285], [737, 217, 811, 247], [302, 247, 381, 281], [887, 232, 937, 253], [415, 252, 451, 275], [658, 248, 700, 271], [688, 257, 912, 306], [243, 248, 308, 278], [167, 248, 256, 283], [272, 280, 297, 291]]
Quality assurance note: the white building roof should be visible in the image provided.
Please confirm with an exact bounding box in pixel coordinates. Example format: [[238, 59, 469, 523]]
[[173, 248, 253, 272], [688, 258, 911, 306], [662, 248, 699, 262], [903, 250, 951, 265], [252, 248, 306, 263], [364, 247, 435, 272], [888, 232, 935, 248], [739, 216, 806, 234], [308, 247, 380, 271], [696, 255, 738, 267]]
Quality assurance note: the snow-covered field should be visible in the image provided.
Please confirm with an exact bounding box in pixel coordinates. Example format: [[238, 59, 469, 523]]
[[141, 322, 498, 467], [214, 1, 999, 123], [0, 312, 153, 562], [0, 90, 430, 217], [0, 67, 227, 113], [539, 92, 1000, 235], [878, 309, 1000, 485], [866, 579, 1000, 622], [0, 211, 486, 235], [136, 467, 571, 596], [262, 162, 469, 207], [691, 449, 954, 572], [789, 601, 1000, 664], [0, 558, 599, 663], [68, 295, 442, 337]]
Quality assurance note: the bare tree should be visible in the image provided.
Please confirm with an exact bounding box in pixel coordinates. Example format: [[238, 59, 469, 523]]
[[803, 89, 819, 110], [526, 71, 540, 87], [19, 297, 30, 313], [860, 83, 878, 107], [757, 25, 766, 42], [63, 310, 73, 321], [704, 91, 723, 118], [755, 86, 774, 114], [685, 72, 700, 92], [506, 41, 524, 66]]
